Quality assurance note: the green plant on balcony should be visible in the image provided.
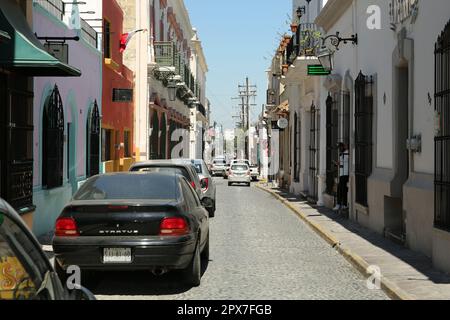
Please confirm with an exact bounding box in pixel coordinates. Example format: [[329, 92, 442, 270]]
[[299, 30, 322, 56]]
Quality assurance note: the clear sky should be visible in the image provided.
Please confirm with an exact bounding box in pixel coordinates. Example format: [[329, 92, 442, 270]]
[[184, 0, 292, 130]]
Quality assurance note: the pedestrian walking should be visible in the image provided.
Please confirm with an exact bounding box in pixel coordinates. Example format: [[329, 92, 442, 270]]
[[334, 143, 349, 211]]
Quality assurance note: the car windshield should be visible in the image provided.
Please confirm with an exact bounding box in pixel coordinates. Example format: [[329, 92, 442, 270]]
[[231, 165, 249, 171], [132, 166, 191, 181], [213, 160, 226, 165], [73, 174, 180, 200]]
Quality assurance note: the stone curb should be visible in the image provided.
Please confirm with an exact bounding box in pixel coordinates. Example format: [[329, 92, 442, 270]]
[[255, 183, 414, 301]]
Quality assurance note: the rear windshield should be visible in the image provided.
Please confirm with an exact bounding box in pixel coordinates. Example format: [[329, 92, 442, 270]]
[[213, 160, 226, 165], [73, 174, 180, 200], [132, 166, 191, 181], [231, 165, 249, 171]]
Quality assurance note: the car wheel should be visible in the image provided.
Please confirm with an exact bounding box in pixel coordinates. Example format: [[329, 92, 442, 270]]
[[201, 233, 209, 263], [183, 240, 201, 287]]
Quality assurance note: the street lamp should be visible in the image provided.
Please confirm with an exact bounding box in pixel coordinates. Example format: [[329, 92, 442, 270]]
[[317, 49, 334, 72], [167, 80, 177, 102]]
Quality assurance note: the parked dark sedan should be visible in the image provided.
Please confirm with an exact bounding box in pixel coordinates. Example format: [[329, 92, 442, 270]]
[[52, 172, 210, 287], [129, 160, 203, 199], [0, 198, 95, 300]]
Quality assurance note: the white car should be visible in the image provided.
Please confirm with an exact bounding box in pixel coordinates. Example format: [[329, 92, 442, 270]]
[[228, 164, 251, 187], [249, 165, 259, 181], [210, 158, 227, 176]]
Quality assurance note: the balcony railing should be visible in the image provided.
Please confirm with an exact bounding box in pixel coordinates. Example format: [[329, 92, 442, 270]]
[[285, 23, 321, 66], [154, 41, 200, 101], [34, 0, 65, 20], [155, 41, 177, 67], [389, 0, 418, 25], [81, 18, 98, 48]]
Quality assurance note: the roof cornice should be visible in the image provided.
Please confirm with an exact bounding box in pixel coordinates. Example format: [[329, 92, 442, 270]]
[[315, 0, 353, 32]]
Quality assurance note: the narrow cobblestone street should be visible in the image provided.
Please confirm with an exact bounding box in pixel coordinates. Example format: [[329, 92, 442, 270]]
[[90, 179, 388, 300]]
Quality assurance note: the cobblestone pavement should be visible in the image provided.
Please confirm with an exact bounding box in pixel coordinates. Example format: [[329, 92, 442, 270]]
[[91, 178, 388, 300]]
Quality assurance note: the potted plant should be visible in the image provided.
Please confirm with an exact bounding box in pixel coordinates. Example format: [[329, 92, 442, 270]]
[[300, 29, 322, 56]]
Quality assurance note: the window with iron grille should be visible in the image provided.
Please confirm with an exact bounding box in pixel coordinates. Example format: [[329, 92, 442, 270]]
[[435, 20, 450, 231], [43, 85, 64, 190], [103, 19, 111, 59], [326, 93, 339, 196], [0, 73, 34, 211], [112, 89, 133, 102], [293, 112, 300, 182], [101, 129, 112, 162], [354, 72, 374, 207], [87, 101, 100, 177], [124, 130, 131, 158], [341, 91, 351, 146], [309, 103, 319, 202]]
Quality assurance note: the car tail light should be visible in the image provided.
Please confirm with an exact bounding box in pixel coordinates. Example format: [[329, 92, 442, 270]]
[[159, 217, 190, 236], [55, 217, 80, 237], [190, 181, 196, 189], [201, 178, 209, 191]]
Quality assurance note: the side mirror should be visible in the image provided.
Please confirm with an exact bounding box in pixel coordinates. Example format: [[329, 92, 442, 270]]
[[201, 197, 213, 208]]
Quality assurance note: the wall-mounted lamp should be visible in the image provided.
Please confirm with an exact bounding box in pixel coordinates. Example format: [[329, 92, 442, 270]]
[[317, 50, 334, 72], [167, 80, 178, 102], [321, 32, 358, 51]]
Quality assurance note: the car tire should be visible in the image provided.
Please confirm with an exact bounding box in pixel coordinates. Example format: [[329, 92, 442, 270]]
[[183, 240, 201, 287], [201, 233, 209, 263]]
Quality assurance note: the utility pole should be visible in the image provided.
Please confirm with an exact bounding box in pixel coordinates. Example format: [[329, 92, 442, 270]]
[[232, 77, 257, 159]]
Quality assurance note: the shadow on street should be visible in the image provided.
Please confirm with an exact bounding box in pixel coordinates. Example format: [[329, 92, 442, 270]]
[[86, 259, 211, 296]]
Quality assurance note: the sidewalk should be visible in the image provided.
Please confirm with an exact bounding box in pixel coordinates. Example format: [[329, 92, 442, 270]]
[[257, 183, 450, 300]]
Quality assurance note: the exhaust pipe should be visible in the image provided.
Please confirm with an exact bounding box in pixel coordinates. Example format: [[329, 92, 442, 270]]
[[152, 267, 168, 276]]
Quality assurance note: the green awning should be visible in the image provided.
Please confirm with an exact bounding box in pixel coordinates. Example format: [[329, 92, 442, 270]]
[[0, 0, 81, 77]]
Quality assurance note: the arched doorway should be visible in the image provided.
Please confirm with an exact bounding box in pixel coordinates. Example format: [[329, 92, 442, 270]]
[[87, 100, 100, 177]]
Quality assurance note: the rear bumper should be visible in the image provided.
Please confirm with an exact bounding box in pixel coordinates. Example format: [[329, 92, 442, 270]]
[[229, 176, 251, 183], [211, 169, 225, 175], [53, 235, 196, 271]]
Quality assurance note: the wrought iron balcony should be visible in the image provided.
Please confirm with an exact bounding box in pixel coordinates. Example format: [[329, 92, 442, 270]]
[[389, 0, 419, 25], [285, 23, 322, 66], [154, 41, 178, 68]]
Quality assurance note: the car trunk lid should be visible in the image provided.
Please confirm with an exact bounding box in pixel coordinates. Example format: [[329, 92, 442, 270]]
[[62, 201, 180, 237]]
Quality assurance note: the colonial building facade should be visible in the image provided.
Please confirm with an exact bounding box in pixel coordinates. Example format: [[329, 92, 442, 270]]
[[118, 0, 209, 162], [265, 0, 450, 273], [32, 0, 102, 236], [101, 0, 135, 173]]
